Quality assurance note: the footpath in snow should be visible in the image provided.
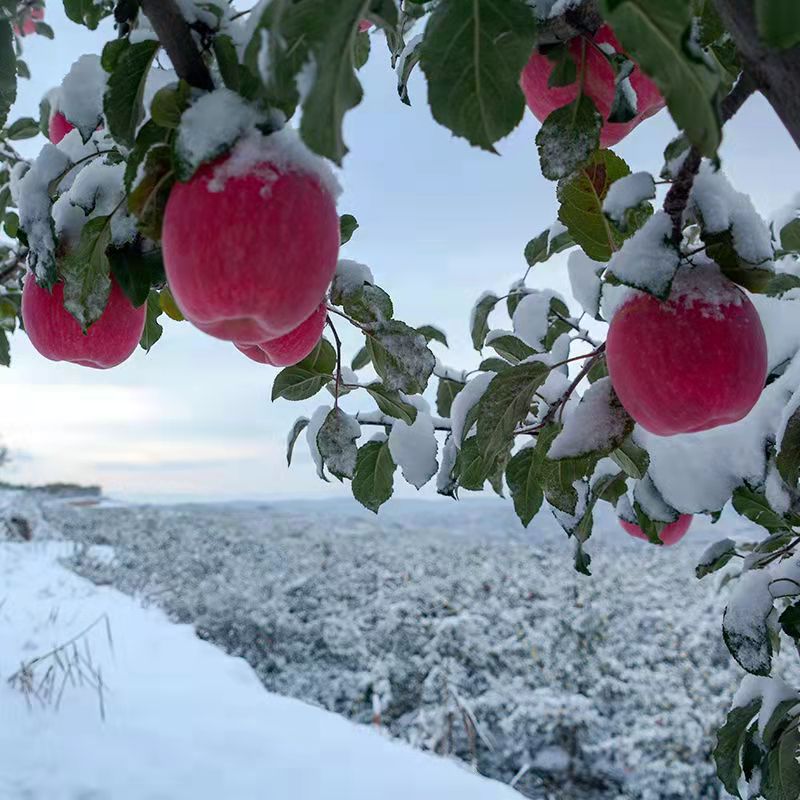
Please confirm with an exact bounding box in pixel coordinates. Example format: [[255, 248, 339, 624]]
[[0, 541, 521, 800]]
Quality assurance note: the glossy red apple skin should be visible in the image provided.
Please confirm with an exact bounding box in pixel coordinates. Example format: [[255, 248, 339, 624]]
[[235, 302, 327, 367], [606, 276, 768, 436], [521, 25, 665, 148], [48, 111, 75, 144], [162, 156, 339, 345], [620, 514, 693, 546], [22, 276, 146, 369]]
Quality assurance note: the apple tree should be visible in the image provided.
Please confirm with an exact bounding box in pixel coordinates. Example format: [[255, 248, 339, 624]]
[[2, 0, 800, 794]]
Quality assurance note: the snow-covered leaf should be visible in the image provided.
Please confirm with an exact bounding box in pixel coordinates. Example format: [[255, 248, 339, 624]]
[[352, 438, 396, 513], [366, 384, 418, 425], [696, 539, 737, 579], [732, 486, 793, 533], [416, 325, 448, 347], [436, 378, 464, 418], [723, 571, 775, 677], [389, 411, 438, 489], [470, 292, 499, 350], [317, 408, 360, 480], [602, 171, 655, 229], [536, 95, 602, 182], [421, 0, 537, 152], [397, 33, 422, 106], [557, 150, 631, 262], [366, 321, 435, 394]]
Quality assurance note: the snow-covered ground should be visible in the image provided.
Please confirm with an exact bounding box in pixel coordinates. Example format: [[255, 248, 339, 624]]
[[0, 538, 521, 800]]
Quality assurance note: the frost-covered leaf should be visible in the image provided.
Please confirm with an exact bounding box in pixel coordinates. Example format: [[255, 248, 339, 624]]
[[340, 214, 359, 245], [436, 378, 464, 418], [317, 408, 360, 480], [600, 0, 722, 157], [607, 212, 680, 298], [366, 383, 418, 425], [352, 438, 396, 513], [476, 363, 549, 471], [548, 379, 634, 461], [103, 40, 159, 148], [470, 292, 499, 350], [366, 320, 435, 394], [421, 0, 537, 152], [61, 215, 112, 331], [287, 417, 310, 466], [755, 0, 800, 50], [0, 21, 16, 130], [272, 339, 337, 401], [140, 290, 164, 353], [714, 698, 762, 797], [536, 95, 602, 182], [557, 150, 631, 262], [696, 538, 737, 579]]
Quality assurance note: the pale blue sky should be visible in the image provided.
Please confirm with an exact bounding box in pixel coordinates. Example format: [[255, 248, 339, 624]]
[[2, 6, 798, 502]]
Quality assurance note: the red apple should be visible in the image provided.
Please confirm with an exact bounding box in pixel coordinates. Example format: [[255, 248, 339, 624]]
[[48, 111, 75, 144], [15, 5, 43, 36], [358, 20, 373, 32], [521, 25, 665, 148], [162, 154, 339, 345], [620, 514, 693, 546], [235, 302, 327, 367], [606, 270, 767, 436], [22, 276, 146, 369]]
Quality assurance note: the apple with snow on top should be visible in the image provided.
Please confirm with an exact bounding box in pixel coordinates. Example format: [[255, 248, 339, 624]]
[[606, 266, 767, 436], [162, 146, 339, 345], [620, 514, 693, 546], [14, 5, 43, 36], [48, 111, 75, 144], [521, 25, 665, 148], [235, 302, 327, 367], [22, 276, 146, 369]]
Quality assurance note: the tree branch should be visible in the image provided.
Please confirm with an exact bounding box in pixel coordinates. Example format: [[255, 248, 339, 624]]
[[662, 71, 757, 243], [138, 0, 214, 91], [713, 0, 800, 149], [538, 1, 603, 47]]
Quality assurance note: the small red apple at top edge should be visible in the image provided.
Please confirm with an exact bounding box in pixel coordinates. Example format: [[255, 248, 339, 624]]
[[48, 111, 75, 144], [521, 24, 665, 148], [606, 267, 768, 437], [620, 514, 693, 546], [22, 276, 146, 369], [162, 149, 339, 345], [15, 5, 43, 36], [235, 302, 327, 367]]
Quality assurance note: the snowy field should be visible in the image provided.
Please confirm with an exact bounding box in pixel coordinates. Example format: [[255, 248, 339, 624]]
[[2, 489, 799, 799]]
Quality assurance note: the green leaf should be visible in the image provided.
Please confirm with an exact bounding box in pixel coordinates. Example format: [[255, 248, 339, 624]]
[[524, 225, 575, 269], [272, 339, 336, 401], [352, 438, 396, 513], [479, 357, 511, 373], [454, 436, 492, 491], [557, 150, 630, 262], [365, 320, 435, 394], [150, 81, 189, 130], [732, 485, 793, 533], [599, 0, 722, 157], [471, 292, 499, 350], [213, 34, 243, 91], [780, 218, 800, 253], [103, 39, 159, 148], [351, 346, 370, 371], [763, 699, 800, 749], [159, 286, 183, 321], [140, 290, 164, 353], [486, 334, 535, 364], [287, 416, 310, 466], [756, 0, 800, 50], [0, 21, 16, 130], [6, 116, 39, 139], [416, 325, 448, 347], [16, 59, 29, 80], [128, 144, 174, 241], [353, 28, 371, 70], [762, 725, 800, 800], [340, 214, 359, 244], [696, 539, 737, 579], [397, 31, 422, 105], [476, 362, 549, 470], [420, 0, 538, 152], [705, 228, 774, 294], [101, 38, 129, 73], [0, 328, 10, 366], [610, 436, 650, 480], [436, 378, 464, 417], [64, 0, 113, 29], [777, 406, 800, 487], [536, 95, 602, 181], [545, 43, 577, 88], [108, 244, 165, 308], [366, 383, 418, 424], [317, 407, 360, 480], [60, 216, 113, 330], [34, 21, 54, 39], [714, 699, 762, 797], [506, 445, 545, 527], [574, 542, 592, 575]]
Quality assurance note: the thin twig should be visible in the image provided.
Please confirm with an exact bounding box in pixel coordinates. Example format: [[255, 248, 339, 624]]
[[326, 317, 344, 409]]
